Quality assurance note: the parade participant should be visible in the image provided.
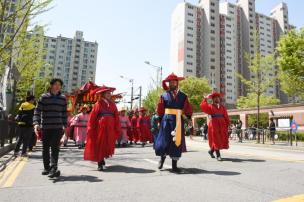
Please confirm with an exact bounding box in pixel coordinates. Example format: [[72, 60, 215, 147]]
[[71, 105, 89, 149], [127, 110, 134, 145], [118, 107, 131, 147], [150, 111, 159, 146], [33, 78, 67, 178], [155, 73, 193, 173], [14, 95, 35, 157], [131, 109, 140, 144], [137, 107, 152, 147], [84, 85, 121, 171], [62, 110, 74, 147], [199, 92, 230, 161]]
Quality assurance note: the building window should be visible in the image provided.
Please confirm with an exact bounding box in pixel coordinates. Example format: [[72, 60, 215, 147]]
[[186, 62, 193, 65]]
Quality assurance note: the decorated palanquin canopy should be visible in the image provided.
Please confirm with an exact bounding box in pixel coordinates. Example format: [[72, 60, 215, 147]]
[[66, 81, 124, 113]]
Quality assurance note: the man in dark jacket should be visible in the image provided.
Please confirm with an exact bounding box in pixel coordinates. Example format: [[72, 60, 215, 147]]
[[33, 78, 67, 178], [14, 95, 35, 157], [269, 118, 276, 144]]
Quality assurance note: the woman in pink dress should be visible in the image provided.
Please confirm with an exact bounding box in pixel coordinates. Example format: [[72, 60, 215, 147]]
[[118, 107, 131, 147], [71, 105, 89, 149]]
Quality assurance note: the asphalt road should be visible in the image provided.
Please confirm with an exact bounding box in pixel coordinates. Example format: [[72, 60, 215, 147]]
[[0, 138, 303, 202]]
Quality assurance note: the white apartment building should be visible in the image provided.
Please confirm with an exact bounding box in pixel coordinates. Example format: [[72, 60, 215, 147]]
[[42, 31, 98, 92], [171, 0, 294, 107]]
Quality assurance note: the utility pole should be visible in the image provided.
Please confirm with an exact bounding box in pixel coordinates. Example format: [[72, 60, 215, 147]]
[[130, 79, 134, 110], [139, 86, 142, 108]]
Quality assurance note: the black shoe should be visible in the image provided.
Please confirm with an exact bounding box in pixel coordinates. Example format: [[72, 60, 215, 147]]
[[130, 141, 133, 145], [172, 160, 181, 173], [208, 150, 215, 159], [21, 153, 28, 157], [158, 156, 166, 169], [142, 142, 145, 147], [48, 167, 60, 178], [98, 161, 105, 171], [42, 168, 50, 175]]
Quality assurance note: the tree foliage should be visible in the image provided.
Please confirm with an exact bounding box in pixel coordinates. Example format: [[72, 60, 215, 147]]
[[15, 26, 48, 102], [247, 113, 269, 129], [237, 52, 276, 97], [276, 28, 304, 99], [0, 0, 52, 74], [179, 76, 211, 112], [237, 93, 280, 109], [143, 87, 163, 114]]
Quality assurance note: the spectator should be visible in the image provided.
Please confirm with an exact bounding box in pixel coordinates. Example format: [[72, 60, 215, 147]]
[[236, 119, 243, 142], [203, 123, 208, 140], [14, 95, 35, 157], [33, 78, 67, 178], [269, 118, 276, 144]]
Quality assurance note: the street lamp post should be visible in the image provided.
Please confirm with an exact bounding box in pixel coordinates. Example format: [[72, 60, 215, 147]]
[[144, 61, 163, 87], [120, 75, 134, 110]]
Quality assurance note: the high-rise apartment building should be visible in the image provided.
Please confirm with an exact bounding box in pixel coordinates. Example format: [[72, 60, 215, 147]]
[[42, 31, 98, 92], [171, 0, 294, 107]]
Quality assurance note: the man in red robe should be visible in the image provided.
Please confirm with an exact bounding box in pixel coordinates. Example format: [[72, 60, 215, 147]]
[[84, 85, 121, 171], [127, 110, 134, 145], [131, 109, 140, 144], [200, 92, 230, 161], [137, 107, 152, 147]]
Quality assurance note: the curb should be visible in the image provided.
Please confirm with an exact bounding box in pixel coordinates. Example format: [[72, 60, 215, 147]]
[[0, 143, 16, 158], [187, 137, 304, 151]]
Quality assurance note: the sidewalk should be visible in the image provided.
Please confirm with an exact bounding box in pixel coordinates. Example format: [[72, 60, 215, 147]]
[[189, 136, 304, 151]]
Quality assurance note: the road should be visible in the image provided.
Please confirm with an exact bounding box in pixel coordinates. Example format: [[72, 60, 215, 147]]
[[0, 137, 303, 202]]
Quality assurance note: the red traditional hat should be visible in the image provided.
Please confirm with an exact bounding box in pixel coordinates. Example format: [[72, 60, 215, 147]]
[[139, 107, 147, 112], [94, 85, 116, 94], [162, 73, 184, 90], [208, 92, 224, 99]]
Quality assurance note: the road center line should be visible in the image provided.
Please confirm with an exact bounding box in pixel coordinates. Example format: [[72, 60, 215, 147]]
[[273, 194, 304, 202]]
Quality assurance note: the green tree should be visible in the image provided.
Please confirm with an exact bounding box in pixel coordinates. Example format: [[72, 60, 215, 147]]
[[248, 113, 269, 129], [237, 33, 276, 142], [276, 28, 304, 100], [237, 93, 280, 109], [143, 87, 163, 114], [0, 0, 52, 74], [15, 26, 48, 102], [179, 76, 211, 112]]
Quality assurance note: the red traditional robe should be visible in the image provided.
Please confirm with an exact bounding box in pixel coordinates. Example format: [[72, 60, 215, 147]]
[[137, 115, 152, 142], [127, 116, 133, 142], [84, 99, 121, 162], [200, 99, 230, 150], [131, 116, 140, 143]]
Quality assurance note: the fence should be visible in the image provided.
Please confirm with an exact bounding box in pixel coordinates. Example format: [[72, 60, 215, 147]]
[[195, 127, 303, 147], [0, 119, 18, 148]]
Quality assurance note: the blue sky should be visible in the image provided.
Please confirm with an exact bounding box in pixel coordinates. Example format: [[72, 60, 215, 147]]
[[35, 0, 304, 100]]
